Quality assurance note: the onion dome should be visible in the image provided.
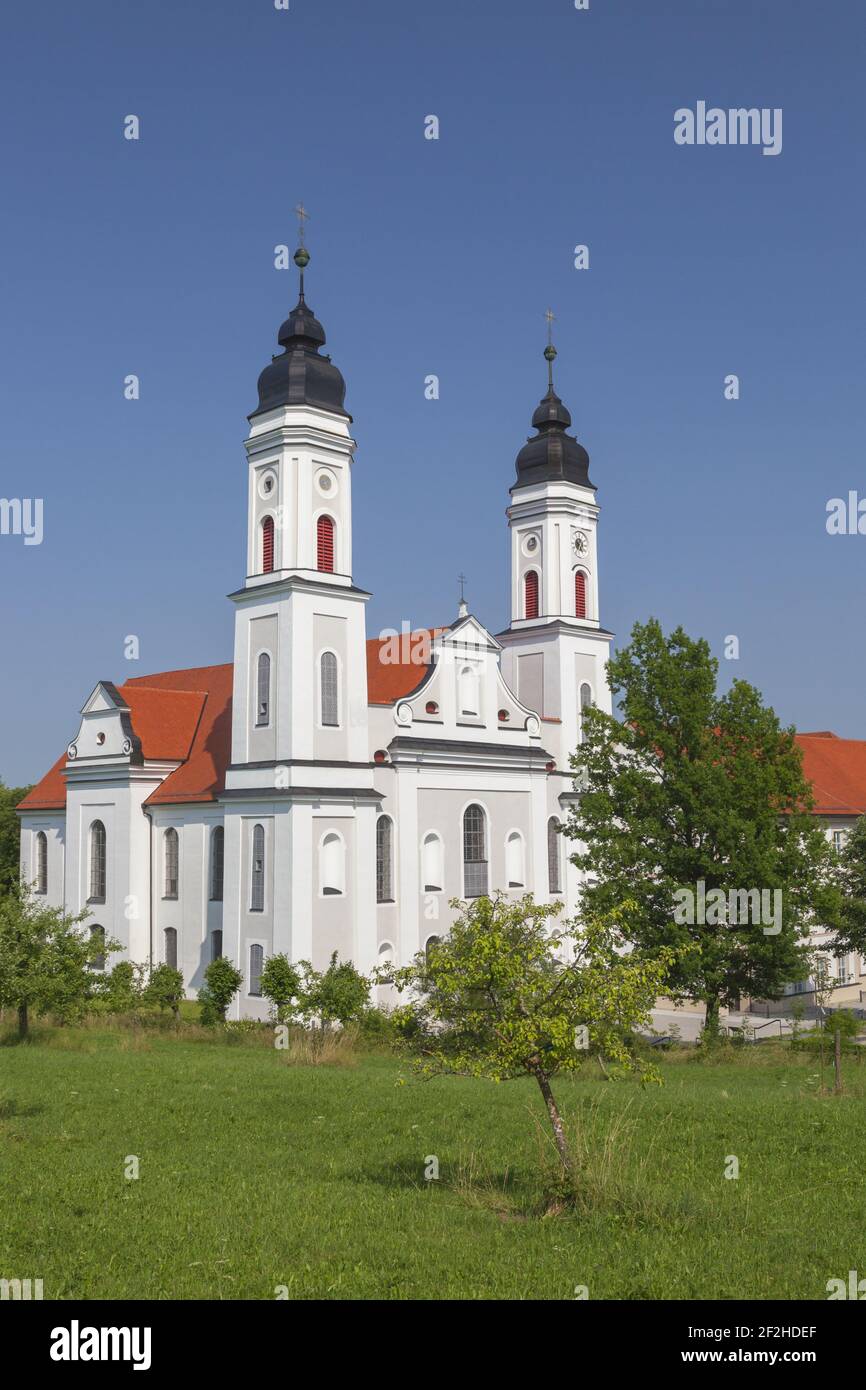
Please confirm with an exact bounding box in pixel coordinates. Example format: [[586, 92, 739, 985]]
[[250, 246, 350, 420], [513, 334, 592, 491]]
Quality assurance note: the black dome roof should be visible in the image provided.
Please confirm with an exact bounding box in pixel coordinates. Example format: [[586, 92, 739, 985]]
[[513, 340, 593, 491], [250, 289, 350, 421]]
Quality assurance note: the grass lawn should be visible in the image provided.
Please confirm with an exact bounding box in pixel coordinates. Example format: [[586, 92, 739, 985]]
[[1, 1025, 864, 1300]]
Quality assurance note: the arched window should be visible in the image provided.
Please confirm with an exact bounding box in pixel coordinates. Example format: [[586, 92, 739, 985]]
[[163, 828, 179, 899], [164, 926, 177, 970], [505, 831, 525, 889], [261, 515, 275, 574], [35, 831, 47, 895], [320, 832, 345, 896], [256, 653, 271, 727], [574, 570, 587, 619], [547, 817, 562, 894], [89, 820, 106, 902], [524, 569, 539, 620], [376, 815, 394, 903], [579, 682, 593, 744], [459, 665, 480, 717], [377, 941, 396, 1008], [251, 823, 265, 911], [249, 943, 264, 997], [317, 515, 335, 572], [425, 935, 442, 968], [463, 804, 488, 898], [211, 930, 223, 962], [422, 832, 444, 893], [320, 651, 339, 726], [210, 826, 224, 901], [90, 924, 106, 972]]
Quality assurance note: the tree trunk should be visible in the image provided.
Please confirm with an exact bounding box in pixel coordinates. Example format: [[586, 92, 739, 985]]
[[703, 995, 722, 1042], [532, 1066, 572, 1173], [18, 1002, 28, 1041]]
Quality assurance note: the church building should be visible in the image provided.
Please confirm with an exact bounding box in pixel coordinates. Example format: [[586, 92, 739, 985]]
[[17, 241, 614, 1017]]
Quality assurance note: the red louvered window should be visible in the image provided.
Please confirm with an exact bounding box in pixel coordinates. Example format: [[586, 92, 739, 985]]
[[317, 515, 335, 573], [575, 570, 587, 619], [524, 569, 539, 620], [261, 515, 275, 574]]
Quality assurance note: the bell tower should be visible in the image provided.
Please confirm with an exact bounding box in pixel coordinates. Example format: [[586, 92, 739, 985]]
[[497, 314, 613, 759]]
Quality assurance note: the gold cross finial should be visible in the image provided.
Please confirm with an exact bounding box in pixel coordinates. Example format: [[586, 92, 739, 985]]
[[545, 307, 556, 345], [295, 202, 310, 247]]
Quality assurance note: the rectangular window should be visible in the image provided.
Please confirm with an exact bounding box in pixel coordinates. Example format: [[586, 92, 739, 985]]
[[321, 653, 339, 727], [249, 943, 264, 997]]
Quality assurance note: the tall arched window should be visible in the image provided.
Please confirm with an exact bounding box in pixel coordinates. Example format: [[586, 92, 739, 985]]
[[320, 651, 339, 726], [320, 832, 345, 896], [89, 820, 106, 902], [261, 515, 275, 574], [463, 804, 488, 898], [459, 665, 480, 717], [574, 570, 587, 619], [251, 823, 265, 911], [579, 682, 593, 744], [422, 832, 444, 893], [210, 826, 224, 901], [163, 828, 179, 899], [249, 943, 264, 997], [164, 926, 178, 970], [35, 831, 48, 894], [547, 817, 562, 894], [524, 569, 539, 620], [376, 815, 394, 903], [425, 935, 442, 968], [505, 831, 525, 889], [256, 652, 271, 727], [90, 924, 106, 972], [317, 515, 335, 572]]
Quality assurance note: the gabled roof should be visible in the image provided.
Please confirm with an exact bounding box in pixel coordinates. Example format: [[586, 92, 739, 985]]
[[367, 627, 448, 705], [796, 732, 866, 815], [17, 664, 233, 812]]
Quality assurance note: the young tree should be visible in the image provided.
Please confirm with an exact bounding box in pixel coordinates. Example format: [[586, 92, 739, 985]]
[[566, 619, 840, 1036], [301, 952, 369, 1030], [0, 781, 32, 897], [143, 963, 185, 1023], [96, 959, 144, 1014], [259, 953, 302, 1023], [197, 956, 243, 1024], [388, 894, 675, 1175], [832, 816, 866, 956], [0, 882, 114, 1038]]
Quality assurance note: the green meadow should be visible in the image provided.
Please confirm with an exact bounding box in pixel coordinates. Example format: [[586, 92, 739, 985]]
[[1, 1024, 863, 1300]]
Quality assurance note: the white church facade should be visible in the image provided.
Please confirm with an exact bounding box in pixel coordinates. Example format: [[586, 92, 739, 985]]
[[17, 244, 614, 1018]]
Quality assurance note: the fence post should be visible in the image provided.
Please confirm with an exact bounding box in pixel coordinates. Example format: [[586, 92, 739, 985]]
[[834, 1029, 843, 1095]]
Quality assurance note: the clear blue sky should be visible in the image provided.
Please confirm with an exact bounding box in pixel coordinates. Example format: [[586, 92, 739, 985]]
[[1, 0, 864, 787]]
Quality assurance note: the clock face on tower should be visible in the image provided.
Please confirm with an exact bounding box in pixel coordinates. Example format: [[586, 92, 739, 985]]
[[572, 530, 588, 557]]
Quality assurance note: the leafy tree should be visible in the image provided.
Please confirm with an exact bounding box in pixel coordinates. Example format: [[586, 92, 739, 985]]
[[833, 816, 866, 956], [0, 882, 114, 1038], [259, 953, 302, 1023], [301, 952, 369, 1030], [143, 963, 185, 1022], [0, 780, 32, 897], [197, 956, 242, 1024], [95, 959, 144, 1014], [388, 894, 675, 1175], [566, 619, 840, 1036]]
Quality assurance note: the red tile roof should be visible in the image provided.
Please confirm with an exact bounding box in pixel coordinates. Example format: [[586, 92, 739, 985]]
[[366, 628, 447, 705], [17, 665, 233, 812], [796, 733, 866, 815]]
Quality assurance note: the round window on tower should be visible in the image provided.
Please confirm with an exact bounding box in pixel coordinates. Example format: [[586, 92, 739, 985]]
[[258, 470, 277, 500], [522, 533, 540, 558], [315, 469, 337, 497]]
